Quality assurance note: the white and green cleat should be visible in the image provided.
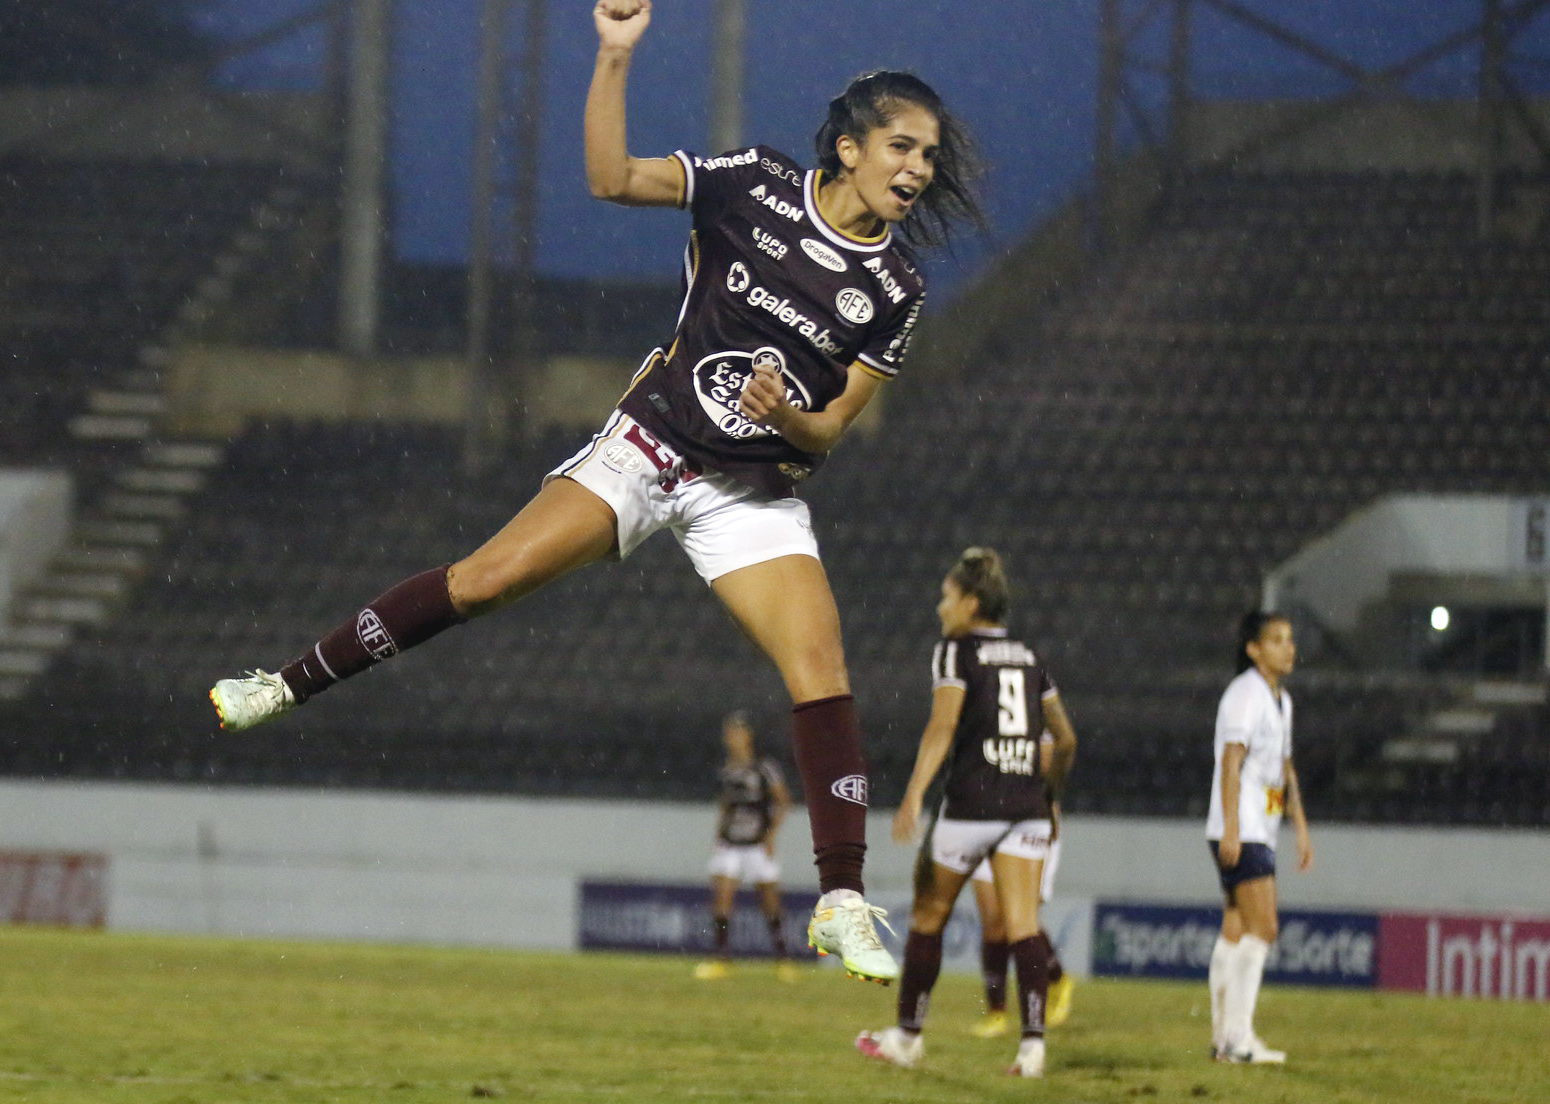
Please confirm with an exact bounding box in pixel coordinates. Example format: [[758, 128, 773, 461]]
[[210, 669, 296, 731], [807, 892, 900, 984]]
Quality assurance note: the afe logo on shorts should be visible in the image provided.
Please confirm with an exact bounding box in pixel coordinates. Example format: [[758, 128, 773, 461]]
[[834, 287, 874, 324], [356, 608, 398, 661], [831, 774, 869, 806], [601, 441, 644, 474], [726, 261, 751, 294]]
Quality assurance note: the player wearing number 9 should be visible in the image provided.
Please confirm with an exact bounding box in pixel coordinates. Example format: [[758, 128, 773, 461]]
[[855, 547, 1077, 1079]]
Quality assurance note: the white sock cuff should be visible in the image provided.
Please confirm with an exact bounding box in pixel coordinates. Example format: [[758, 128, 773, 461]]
[[1238, 933, 1271, 967]]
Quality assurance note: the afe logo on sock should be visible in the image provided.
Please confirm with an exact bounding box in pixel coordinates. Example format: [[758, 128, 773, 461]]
[[831, 774, 869, 806], [356, 608, 398, 660]]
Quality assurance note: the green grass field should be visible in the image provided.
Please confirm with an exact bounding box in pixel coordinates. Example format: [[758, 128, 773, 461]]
[[0, 927, 1542, 1103]]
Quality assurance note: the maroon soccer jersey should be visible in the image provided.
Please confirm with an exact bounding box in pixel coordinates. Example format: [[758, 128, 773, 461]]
[[716, 756, 786, 846], [617, 145, 926, 497], [931, 628, 1058, 821]]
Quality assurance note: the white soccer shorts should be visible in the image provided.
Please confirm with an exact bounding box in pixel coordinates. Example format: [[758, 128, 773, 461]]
[[707, 842, 781, 885], [971, 836, 1061, 901], [547, 411, 819, 583], [933, 816, 1055, 877]]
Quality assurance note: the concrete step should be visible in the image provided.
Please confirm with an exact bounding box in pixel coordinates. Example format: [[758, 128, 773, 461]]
[[69, 413, 153, 441], [1471, 680, 1548, 707], [144, 441, 224, 469], [32, 571, 128, 601], [114, 467, 206, 495], [0, 623, 73, 649], [76, 518, 164, 547], [1425, 708, 1497, 737], [88, 390, 167, 417], [0, 649, 50, 678], [101, 492, 185, 520], [55, 545, 146, 574], [17, 595, 109, 626]]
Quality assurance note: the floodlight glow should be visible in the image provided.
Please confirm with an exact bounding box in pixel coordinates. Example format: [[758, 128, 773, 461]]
[[1430, 606, 1450, 632]]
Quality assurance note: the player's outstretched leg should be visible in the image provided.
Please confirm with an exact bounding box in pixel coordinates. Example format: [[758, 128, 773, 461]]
[[210, 477, 617, 731], [711, 557, 899, 983]]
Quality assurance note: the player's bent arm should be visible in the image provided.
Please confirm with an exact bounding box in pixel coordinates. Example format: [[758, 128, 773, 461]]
[[1042, 693, 1077, 801], [767, 776, 792, 840], [1284, 756, 1313, 870], [585, 22, 683, 207], [747, 363, 883, 454], [892, 684, 966, 843]]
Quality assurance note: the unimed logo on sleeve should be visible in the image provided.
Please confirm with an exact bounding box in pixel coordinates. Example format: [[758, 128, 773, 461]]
[[0, 851, 108, 928]]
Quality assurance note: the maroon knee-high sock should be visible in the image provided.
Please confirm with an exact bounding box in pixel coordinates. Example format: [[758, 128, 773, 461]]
[[279, 565, 466, 702], [790, 694, 868, 894], [1011, 935, 1050, 1039], [1033, 929, 1064, 983], [897, 929, 943, 1033], [981, 938, 1010, 1012]]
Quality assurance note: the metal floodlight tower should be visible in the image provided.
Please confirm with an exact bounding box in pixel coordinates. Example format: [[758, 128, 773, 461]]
[[709, 0, 747, 154], [338, 0, 392, 358], [465, 0, 548, 473]]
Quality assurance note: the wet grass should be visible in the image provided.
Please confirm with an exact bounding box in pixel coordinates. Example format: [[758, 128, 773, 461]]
[[0, 927, 1542, 1103]]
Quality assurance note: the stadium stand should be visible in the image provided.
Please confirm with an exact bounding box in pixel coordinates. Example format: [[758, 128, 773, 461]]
[[3, 165, 1547, 826]]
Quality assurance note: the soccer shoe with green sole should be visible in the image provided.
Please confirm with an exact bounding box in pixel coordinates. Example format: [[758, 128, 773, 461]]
[[210, 669, 296, 731], [855, 1027, 922, 1069], [1046, 973, 1075, 1028], [970, 1010, 1009, 1038], [1007, 1037, 1045, 1077], [807, 894, 900, 984]]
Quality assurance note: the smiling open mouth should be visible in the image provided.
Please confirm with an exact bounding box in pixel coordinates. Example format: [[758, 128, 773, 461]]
[[891, 185, 918, 204]]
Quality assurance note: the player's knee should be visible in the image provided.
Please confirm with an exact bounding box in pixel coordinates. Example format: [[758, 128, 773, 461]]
[[448, 555, 534, 615]]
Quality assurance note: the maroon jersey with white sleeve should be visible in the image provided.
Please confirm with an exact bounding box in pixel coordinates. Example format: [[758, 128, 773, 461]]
[[931, 628, 1058, 821], [617, 145, 926, 498]]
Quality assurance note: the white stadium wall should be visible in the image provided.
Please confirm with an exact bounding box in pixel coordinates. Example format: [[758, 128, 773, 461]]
[[3, 780, 1547, 962]]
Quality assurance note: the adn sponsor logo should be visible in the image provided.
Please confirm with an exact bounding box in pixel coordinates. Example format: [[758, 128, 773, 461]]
[[746, 184, 804, 222], [1380, 913, 1550, 1001], [863, 256, 910, 305]]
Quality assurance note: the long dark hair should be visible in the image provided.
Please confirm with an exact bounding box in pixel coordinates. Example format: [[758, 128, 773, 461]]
[[1236, 610, 1290, 673], [813, 70, 986, 250], [947, 546, 1009, 623]]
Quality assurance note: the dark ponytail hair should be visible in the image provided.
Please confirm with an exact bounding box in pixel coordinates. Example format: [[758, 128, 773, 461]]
[[813, 70, 986, 250], [1236, 610, 1290, 673], [947, 546, 1009, 624]]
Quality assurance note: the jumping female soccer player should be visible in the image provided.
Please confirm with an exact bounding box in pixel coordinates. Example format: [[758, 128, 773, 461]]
[[208, 0, 983, 984], [1207, 611, 1314, 1064], [856, 548, 1076, 1078]]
